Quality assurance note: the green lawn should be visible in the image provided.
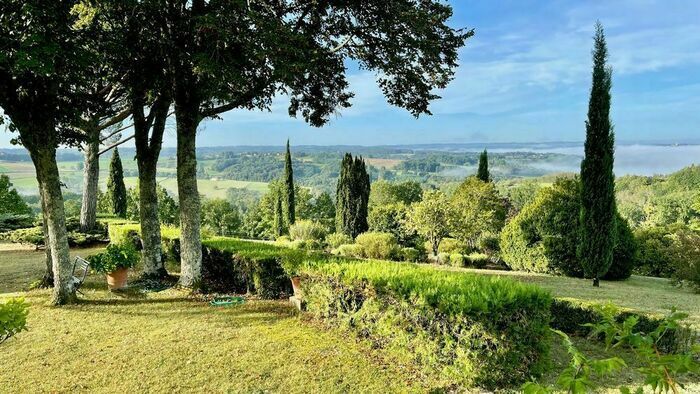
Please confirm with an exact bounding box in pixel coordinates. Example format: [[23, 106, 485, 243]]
[[124, 177, 268, 199], [0, 244, 438, 393]]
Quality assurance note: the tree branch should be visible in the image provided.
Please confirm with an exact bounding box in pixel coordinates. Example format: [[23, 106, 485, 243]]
[[98, 134, 134, 156]]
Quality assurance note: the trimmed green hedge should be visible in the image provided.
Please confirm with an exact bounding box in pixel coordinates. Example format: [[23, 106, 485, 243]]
[[551, 299, 694, 354], [201, 238, 309, 297], [299, 259, 552, 389]]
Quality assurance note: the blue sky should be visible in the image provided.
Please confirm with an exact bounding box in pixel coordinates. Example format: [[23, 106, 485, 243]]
[[3, 0, 700, 148]]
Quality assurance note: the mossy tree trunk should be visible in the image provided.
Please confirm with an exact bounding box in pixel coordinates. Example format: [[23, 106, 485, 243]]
[[79, 124, 100, 232], [31, 146, 75, 305], [133, 94, 170, 278], [38, 185, 54, 288], [175, 100, 202, 287]]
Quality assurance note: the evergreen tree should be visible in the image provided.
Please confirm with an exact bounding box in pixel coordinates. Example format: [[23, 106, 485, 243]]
[[107, 148, 128, 218], [336, 153, 370, 238], [274, 194, 285, 238], [477, 149, 490, 182], [284, 139, 295, 226], [578, 22, 617, 287]]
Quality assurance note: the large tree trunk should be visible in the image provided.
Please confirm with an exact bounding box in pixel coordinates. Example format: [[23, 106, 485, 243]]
[[38, 188, 54, 288], [138, 160, 166, 277], [175, 106, 202, 288], [31, 147, 75, 305], [132, 90, 171, 278], [79, 128, 100, 232]]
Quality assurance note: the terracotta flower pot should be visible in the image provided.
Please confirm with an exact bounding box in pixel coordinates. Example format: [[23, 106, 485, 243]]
[[107, 267, 129, 290], [291, 276, 302, 298]]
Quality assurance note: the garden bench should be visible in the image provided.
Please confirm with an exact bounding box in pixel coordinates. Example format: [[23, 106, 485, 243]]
[[70, 256, 91, 295]]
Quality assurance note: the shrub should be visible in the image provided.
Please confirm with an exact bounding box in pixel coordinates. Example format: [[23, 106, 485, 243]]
[[466, 252, 489, 268], [437, 252, 450, 265], [500, 178, 635, 279], [437, 237, 467, 254], [668, 230, 700, 293], [325, 232, 353, 249], [289, 220, 327, 242], [449, 253, 465, 267], [367, 203, 418, 246], [604, 216, 637, 280], [300, 260, 552, 389], [1, 219, 108, 247], [0, 298, 28, 345], [550, 299, 694, 354], [88, 243, 140, 274], [0, 213, 34, 233], [107, 223, 141, 246], [400, 247, 422, 262], [355, 232, 398, 260], [332, 243, 365, 259]]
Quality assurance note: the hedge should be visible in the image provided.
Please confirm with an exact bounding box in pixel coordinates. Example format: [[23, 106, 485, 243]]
[[1, 218, 109, 247], [299, 259, 552, 389], [551, 299, 694, 354], [201, 237, 309, 297]]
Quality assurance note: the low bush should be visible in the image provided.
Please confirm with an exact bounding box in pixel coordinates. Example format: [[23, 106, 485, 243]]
[[289, 220, 327, 242], [0, 224, 107, 247], [88, 243, 140, 274], [332, 243, 365, 259], [449, 253, 464, 267], [550, 299, 694, 354], [400, 247, 422, 262], [355, 232, 398, 260], [0, 298, 28, 345], [466, 252, 489, 268], [107, 222, 141, 246], [437, 252, 450, 265], [325, 232, 353, 249], [0, 213, 34, 233], [437, 237, 467, 254], [300, 260, 552, 389]]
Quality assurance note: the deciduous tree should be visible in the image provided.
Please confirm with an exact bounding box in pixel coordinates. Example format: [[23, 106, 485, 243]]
[[163, 0, 470, 286], [406, 190, 453, 256]]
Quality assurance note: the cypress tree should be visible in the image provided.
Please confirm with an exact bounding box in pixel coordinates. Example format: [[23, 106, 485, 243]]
[[284, 139, 295, 225], [578, 22, 617, 287], [274, 194, 285, 238], [107, 147, 128, 218], [477, 149, 490, 182], [336, 153, 370, 238]]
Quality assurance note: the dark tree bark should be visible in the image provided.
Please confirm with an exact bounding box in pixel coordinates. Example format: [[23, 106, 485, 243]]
[[79, 124, 100, 232]]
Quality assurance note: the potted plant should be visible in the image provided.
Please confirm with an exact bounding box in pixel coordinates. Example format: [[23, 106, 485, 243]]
[[89, 243, 139, 290], [280, 251, 306, 299]]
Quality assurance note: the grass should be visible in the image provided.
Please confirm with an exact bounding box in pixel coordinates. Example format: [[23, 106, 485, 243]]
[[0, 243, 441, 393], [124, 177, 268, 199]]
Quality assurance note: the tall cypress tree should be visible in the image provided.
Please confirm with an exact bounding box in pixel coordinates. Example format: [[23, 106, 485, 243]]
[[274, 194, 285, 238], [578, 22, 617, 287], [477, 149, 490, 182], [284, 139, 295, 226], [107, 147, 128, 218], [336, 153, 370, 238]]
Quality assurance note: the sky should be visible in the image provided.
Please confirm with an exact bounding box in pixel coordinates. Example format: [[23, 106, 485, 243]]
[[2, 0, 700, 148]]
